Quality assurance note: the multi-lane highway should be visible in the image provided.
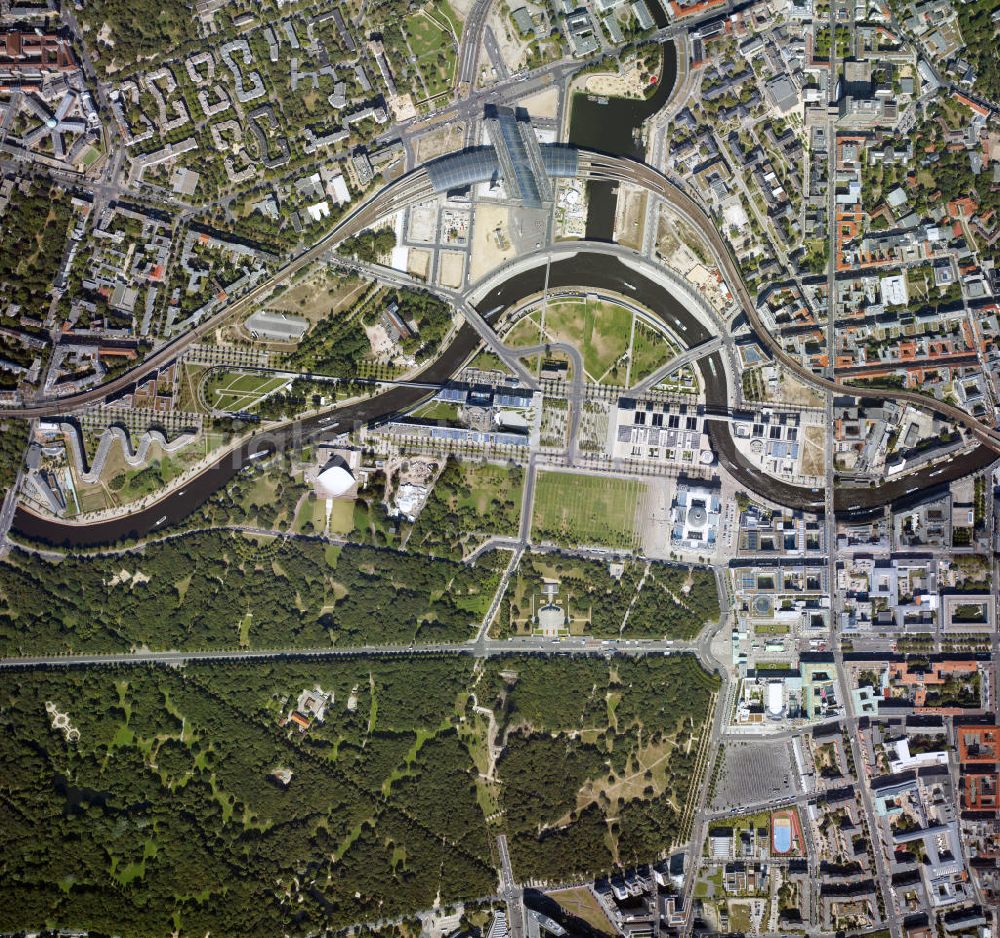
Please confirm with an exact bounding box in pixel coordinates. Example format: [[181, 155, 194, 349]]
[[457, 0, 493, 86]]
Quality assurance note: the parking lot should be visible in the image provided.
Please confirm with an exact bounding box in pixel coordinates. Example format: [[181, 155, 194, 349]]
[[711, 739, 796, 811]]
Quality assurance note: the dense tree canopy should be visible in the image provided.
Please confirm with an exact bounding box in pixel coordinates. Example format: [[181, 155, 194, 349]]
[[0, 654, 718, 934]]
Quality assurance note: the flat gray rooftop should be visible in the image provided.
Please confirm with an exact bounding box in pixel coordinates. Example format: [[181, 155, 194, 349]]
[[245, 310, 308, 341]]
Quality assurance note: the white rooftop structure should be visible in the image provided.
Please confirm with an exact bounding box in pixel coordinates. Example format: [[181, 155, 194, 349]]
[[766, 681, 784, 717], [495, 410, 529, 430], [328, 173, 351, 205], [670, 481, 721, 550], [306, 200, 330, 222], [888, 738, 949, 773], [880, 274, 908, 306], [316, 457, 355, 498]]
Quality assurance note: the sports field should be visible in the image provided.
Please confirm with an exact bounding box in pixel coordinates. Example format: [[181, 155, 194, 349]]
[[204, 371, 288, 412], [531, 470, 645, 548]]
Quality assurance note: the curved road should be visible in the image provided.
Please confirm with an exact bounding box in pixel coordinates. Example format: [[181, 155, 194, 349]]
[[9, 154, 999, 540], [17, 251, 991, 547], [468, 251, 997, 515], [7, 150, 999, 455], [576, 152, 1000, 453]]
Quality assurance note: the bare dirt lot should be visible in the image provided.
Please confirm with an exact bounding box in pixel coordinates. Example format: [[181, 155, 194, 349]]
[[615, 184, 647, 251], [407, 202, 439, 243], [771, 368, 825, 407], [469, 202, 515, 281], [801, 425, 826, 477], [408, 248, 432, 281], [519, 86, 560, 120], [438, 250, 466, 288], [413, 122, 466, 163], [484, 5, 531, 76]]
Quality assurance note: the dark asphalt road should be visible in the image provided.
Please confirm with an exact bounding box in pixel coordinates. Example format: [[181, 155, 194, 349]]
[[12, 326, 480, 547], [14, 255, 994, 546], [476, 253, 996, 517]]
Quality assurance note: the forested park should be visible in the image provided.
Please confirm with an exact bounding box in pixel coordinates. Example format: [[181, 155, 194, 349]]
[[0, 654, 718, 937], [501, 555, 721, 639], [0, 531, 504, 654]]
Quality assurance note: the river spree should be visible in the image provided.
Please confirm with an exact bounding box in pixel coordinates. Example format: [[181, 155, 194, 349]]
[[568, 2, 677, 239]]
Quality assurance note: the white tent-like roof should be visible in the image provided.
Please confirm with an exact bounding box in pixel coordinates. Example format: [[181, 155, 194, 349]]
[[316, 458, 354, 498]]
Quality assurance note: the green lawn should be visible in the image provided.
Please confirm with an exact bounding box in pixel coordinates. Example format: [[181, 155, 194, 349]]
[[505, 313, 542, 348], [293, 495, 327, 534], [542, 299, 633, 383], [469, 349, 508, 373], [107, 454, 187, 501], [328, 499, 355, 534], [412, 399, 463, 422], [80, 144, 103, 167], [204, 371, 288, 412], [504, 313, 543, 374], [405, 0, 459, 98], [728, 903, 752, 933], [531, 470, 645, 548], [629, 320, 677, 385]]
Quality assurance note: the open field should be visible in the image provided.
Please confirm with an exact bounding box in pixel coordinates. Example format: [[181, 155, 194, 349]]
[[801, 425, 826, 477], [531, 470, 644, 548], [630, 320, 677, 385], [406, 0, 460, 99], [615, 186, 648, 251], [543, 299, 632, 383], [177, 363, 211, 414], [503, 312, 543, 374], [770, 366, 825, 407], [549, 888, 616, 935], [438, 250, 465, 288], [261, 268, 365, 329], [469, 203, 515, 281], [413, 121, 466, 163], [293, 493, 330, 534], [504, 313, 542, 349], [468, 349, 509, 373], [203, 371, 289, 412]]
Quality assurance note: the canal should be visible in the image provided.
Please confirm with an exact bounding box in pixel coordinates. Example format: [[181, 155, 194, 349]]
[[568, 1, 677, 240]]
